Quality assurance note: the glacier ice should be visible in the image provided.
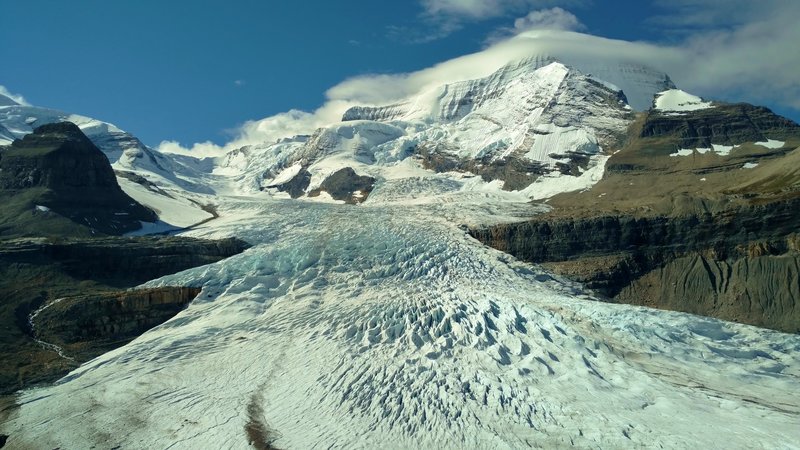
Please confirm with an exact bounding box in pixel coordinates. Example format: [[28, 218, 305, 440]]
[[3, 198, 799, 449]]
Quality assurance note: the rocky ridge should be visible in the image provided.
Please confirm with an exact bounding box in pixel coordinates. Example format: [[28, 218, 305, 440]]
[[471, 101, 800, 332], [0, 122, 156, 236], [0, 235, 249, 394]]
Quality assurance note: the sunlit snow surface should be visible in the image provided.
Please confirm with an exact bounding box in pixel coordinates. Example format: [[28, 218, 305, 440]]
[[4, 193, 800, 449], [654, 89, 713, 112]]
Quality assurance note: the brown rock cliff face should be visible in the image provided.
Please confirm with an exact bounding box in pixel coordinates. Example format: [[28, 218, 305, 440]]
[[32, 287, 203, 359], [40, 236, 249, 285], [640, 104, 799, 148], [470, 207, 800, 332], [0, 235, 249, 393]]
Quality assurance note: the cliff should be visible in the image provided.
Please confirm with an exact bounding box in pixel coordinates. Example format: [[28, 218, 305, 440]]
[[0, 235, 249, 393], [32, 287, 203, 361]]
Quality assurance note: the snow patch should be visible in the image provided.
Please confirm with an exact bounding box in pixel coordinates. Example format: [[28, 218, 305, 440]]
[[654, 89, 712, 112], [711, 144, 734, 156], [755, 139, 785, 149], [117, 178, 213, 228], [670, 144, 740, 157], [268, 162, 303, 186], [670, 149, 694, 157]]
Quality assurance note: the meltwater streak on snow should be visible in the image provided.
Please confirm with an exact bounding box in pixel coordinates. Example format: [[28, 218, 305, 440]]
[[4, 197, 800, 449]]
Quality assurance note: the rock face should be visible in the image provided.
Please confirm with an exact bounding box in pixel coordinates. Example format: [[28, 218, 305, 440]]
[[0, 235, 249, 393], [471, 202, 800, 333], [3, 235, 250, 286], [32, 287, 203, 359], [641, 103, 800, 149], [308, 167, 376, 204], [0, 122, 156, 234]]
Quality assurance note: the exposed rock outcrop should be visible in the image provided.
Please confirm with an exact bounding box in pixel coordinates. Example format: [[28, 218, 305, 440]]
[[1, 236, 248, 286], [641, 104, 800, 149], [0, 122, 156, 235], [471, 204, 800, 333], [32, 287, 203, 360], [0, 235, 249, 393], [308, 167, 375, 204]]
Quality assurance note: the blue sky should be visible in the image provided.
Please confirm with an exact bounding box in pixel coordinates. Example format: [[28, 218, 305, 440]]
[[2, 0, 798, 149]]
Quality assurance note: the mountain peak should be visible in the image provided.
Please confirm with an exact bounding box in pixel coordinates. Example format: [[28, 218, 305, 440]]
[[11, 121, 97, 152]]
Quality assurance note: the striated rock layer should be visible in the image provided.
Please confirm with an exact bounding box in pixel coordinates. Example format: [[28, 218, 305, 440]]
[[0, 235, 249, 393], [33, 287, 203, 361], [470, 202, 800, 332]]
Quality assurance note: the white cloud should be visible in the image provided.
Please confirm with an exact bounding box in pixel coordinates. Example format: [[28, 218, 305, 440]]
[[420, 0, 583, 20], [164, 1, 799, 157], [157, 140, 228, 158], [486, 7, 585, 43], [512, 7, 584, 32], [336, 1, 800, 118], [650, 0, 783, 28], [662, 1, 800, 108], [329, 30, 680, 108], [158, 101, 352, 157], [0, 85, 29, 105], [390, 0, 586, 43]]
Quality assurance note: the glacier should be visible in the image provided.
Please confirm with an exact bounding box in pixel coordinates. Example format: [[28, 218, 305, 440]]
[[3, 196, 800, 449]]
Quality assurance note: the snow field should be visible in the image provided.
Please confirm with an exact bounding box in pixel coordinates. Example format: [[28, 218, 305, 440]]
[[655, 89, 713, 112]]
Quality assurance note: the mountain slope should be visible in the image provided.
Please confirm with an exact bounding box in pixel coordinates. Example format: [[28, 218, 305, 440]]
[[470, 98, 800, 331], [0, 122, 157, 236], [0, 99, 216, 229], [227, 59, 672, 201]]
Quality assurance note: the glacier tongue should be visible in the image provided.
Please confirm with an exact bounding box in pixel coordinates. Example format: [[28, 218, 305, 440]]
[[4, 198, 799, 449]]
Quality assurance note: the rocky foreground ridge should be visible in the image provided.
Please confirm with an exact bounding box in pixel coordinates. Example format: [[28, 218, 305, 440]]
[[0, 122, 157, 236], [0, 235, 249, 394], [471, 99, 800, 332], [0, 124, 250, 395]]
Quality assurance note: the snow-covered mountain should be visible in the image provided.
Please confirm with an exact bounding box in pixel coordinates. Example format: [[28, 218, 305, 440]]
[[0, 94, 216, 229], [1, 58, 675, 207], [3, 57, 800, 449], [218, 59, 673, 200]]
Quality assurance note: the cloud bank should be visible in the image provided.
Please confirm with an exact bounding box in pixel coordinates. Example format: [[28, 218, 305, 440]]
[[160, 1, 800, 157], [0, 85, 29, 105]]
